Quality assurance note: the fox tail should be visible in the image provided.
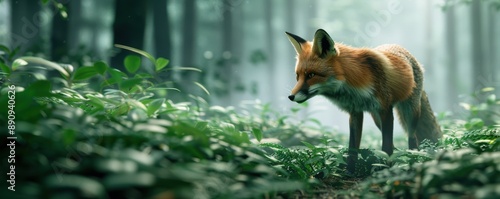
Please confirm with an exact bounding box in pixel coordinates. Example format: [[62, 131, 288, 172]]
[[395, 55, 441, 148]]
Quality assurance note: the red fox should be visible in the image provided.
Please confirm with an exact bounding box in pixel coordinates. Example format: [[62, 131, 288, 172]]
[[285, 29, 442, 172]]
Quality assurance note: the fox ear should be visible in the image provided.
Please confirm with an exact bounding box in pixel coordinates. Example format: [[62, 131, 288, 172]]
[[285, 31, 307, 54], [312, 29, 336, 58]]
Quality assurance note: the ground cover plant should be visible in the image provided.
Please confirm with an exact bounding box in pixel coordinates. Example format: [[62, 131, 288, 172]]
[[1, 45, 499, 198]]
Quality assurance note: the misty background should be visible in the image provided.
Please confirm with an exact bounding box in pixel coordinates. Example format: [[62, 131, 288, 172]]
[[0, 0, 499, 134]]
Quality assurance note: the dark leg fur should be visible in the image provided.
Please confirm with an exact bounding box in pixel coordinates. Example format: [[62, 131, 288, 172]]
[[347, 112, 363, 173], [379, 107, 394, 155]]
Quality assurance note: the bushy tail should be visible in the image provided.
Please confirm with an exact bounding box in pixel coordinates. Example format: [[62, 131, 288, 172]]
[[396, 90, 442, 148], [393, 48, 442, 148], [414, 91, 442, 143]]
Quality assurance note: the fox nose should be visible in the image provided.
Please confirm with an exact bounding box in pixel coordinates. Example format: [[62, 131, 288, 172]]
[[288, 95, 295, 101]]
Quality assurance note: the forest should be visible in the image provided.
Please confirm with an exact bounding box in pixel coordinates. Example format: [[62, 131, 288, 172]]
[[0, 0, 499, 198]]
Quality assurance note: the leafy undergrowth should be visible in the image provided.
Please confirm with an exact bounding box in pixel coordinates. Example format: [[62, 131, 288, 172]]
[[1, 46, 499, 198]]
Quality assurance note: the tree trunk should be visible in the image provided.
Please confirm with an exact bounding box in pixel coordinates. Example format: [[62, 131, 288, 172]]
[[218, 0, 233, 104], [181, 0, 196, 67], [488, 4, 498, 93], [285, 0, 296, 33], [265, 0, 275, 102], [471, 0, 486, 91], [91, 0, 114, 62], [176, 0, 197, 100], [10, 0, 42, 54], [153, 0, 171, 60], [111, 0, 147, 71], [50, 3, 69, 61], [445, 4, 458, 110], [1, 1, 11, 47], [67, 0, 81, 60]]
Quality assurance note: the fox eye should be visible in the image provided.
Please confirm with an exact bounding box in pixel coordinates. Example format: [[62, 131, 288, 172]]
[[307, 72, 315, 79]]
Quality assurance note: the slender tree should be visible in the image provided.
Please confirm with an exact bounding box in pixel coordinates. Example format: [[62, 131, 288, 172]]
[[67, 0, 81, 59], [10, 0, 43, 54], [219, 0, 233, 104], [265, 0, 275, 101], [424, 0, 434, 81], [470, 0, 486, 91], [488, 4, 498, 91], [50, 2, 69, 61], [176, 0, 198, 100], [111, 0, 147, 70], [285, 0, 296, 33], [152, 0, 171, 61], [181, 0, 196, 68], [445, 4, 458, 109]]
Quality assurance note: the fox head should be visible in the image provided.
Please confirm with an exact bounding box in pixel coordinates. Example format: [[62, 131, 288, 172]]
[[286, 29, 339, 103]]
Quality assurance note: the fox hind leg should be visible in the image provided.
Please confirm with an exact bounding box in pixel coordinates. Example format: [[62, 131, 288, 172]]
[[395, 98, 421, 149]]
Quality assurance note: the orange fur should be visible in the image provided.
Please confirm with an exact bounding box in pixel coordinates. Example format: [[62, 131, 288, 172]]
[[286, 29, 442, 173]]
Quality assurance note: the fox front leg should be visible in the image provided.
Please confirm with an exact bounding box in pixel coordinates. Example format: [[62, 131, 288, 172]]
[[347, 112, 363, 174]]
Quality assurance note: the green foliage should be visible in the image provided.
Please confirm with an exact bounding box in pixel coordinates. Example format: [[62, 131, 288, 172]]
[[360, 145, 500, 198], [124, 55, 141, 74], [355, 113, 500, 198], [460, 87, 500, 128], [261, 141, 344, 180], [0, 46, 307, 199], [2, 45, 500, 198]]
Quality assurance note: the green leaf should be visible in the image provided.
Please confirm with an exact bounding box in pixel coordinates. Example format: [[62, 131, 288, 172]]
[[12, 58, 28, 71], [220, 122, 236, 133], [118, 149, 154, 166], [9, 47, 20, 60], [86, 95, 105, 110], [149, 87, 181, 93], [13, 56, 70, 78], [93, 61, 108, 74], [127, 99, 147, 111], [63, 129, 77, 145], [44, 175, 105, 198], [112, 104, 130, 116], [301, 141, 316, 150], [465, 118, 484, 130], [252, 128, 263, 142], [28, 80, 52, 96], [486, 94, 496, 105], [133, 123, 166, 133], [103, 172, 155, 189], [120, 78, 142, 91], [134, 73, 153, 79], [115, 44, 156, 64], [167, 66, 202, 72], [124, 55, 141, 74], [194, 81, 210, 95], [0, 62, 10, 75], [195, 121, 209, 130], [73, 66, 98, 81], [372, 149, 390, 159], [460, 102, 471, 110], [0, 45, 10, 54], [155, 57, 169, 71], [147, 98, 165, 116], [481, 87, 495, 92], [108, 68, 125, 84]]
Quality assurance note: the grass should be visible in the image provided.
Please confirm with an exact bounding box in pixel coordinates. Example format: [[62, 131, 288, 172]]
[[1, 45, 499, 198]]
